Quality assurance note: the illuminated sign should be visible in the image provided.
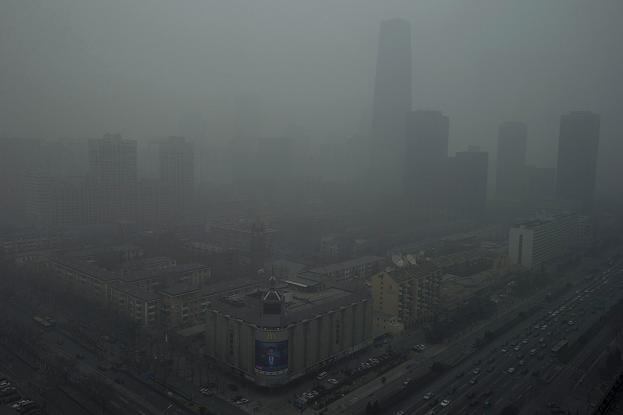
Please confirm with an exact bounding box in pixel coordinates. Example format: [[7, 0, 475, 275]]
[[255, 340, 288, 373]]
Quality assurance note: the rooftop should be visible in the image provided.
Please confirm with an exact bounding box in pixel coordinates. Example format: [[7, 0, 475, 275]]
[[380, 261, 440, 283], [309, 255, 385, 275], [209, 278, 369, 326]]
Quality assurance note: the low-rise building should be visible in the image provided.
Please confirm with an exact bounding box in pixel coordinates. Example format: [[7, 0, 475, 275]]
[[370, 262, 441, 335], [109, 285, 159, 327], [508, 213, 592, 269], [308, 256, 385, 280], [159, 283, 213, 328], [48, 257, 120, 304], [204, 276, 372, 387]]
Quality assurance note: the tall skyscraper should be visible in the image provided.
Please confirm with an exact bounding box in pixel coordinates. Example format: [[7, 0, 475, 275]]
[[88, 134, 138, 224], [496, 121, 527, 201], [370, 18, 412, 192], [159, 136, 195, 220], [404, 110, 449, 215], [555, 111, 600, 212]]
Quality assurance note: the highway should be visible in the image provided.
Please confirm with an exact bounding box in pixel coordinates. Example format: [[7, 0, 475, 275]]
[[383, 263, 623, 415]]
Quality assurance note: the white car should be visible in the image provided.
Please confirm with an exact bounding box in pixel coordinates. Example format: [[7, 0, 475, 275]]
[[507, 367, 515, 374], [423, 392, 434, 400], [327, 378, 339, 385], [440, 399, 451, 407]]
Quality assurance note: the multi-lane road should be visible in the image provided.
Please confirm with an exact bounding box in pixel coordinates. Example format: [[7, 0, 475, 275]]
[[383, 263, 622, 415]]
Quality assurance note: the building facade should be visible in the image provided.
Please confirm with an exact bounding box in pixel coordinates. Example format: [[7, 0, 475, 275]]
[[88, 134, 138, 224], [204, 276, 372, 387], [508, 213, 592, 269], [370, 262, 442, 335]]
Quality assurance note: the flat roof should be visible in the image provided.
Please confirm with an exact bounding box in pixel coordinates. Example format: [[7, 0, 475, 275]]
[[309, 255, 385, 275], [208, 279, 369, 325]]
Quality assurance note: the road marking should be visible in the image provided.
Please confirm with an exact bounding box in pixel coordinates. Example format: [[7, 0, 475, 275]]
[[111, 400, 120, 408], [119, 395, 128, 403]]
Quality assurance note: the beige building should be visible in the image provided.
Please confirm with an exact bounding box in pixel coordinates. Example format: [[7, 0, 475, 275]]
[[204, 276, 372, 387], [48, 257, 120, 304], [159, 283, 215, 328], [370, 262, 441, 335], [109, 285, 159, 327]]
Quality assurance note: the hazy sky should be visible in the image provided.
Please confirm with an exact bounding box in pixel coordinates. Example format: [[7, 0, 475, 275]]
[[1, 0, 622, 177]]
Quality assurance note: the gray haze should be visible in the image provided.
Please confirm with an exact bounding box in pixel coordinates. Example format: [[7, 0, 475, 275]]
[[2, 0, 622, 191]]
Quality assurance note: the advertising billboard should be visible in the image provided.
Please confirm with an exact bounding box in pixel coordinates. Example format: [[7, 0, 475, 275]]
[[255, 340, 288, 372]]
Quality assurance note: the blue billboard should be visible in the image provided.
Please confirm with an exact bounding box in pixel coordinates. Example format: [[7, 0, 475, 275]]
[[255, 340, 288, 372]]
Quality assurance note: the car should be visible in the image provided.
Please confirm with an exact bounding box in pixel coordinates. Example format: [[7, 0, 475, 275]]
[[484, 400, 492, 408], [507, 367, 515, 374], [518, 359, 525, 366], [472, 368, 480, 375], [327, 378, 339, 385], [522, 339, 529, 344], [423, 392, 434, 400], [501, 348, 508, 353], [440, 399, 451, 407], [514, 346, 521, 351], [316, 371, 328, 380], [455, 371, 464, 378], [530, 348, 537, 356], [395, 411, 406, 415], [240, 398, 249, 404], [403, 378, 411, 386], [469, 377, 478, 385]]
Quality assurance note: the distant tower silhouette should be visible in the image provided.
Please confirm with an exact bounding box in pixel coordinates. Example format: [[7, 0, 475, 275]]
[[556, 111, 600, 212], [370, 18, 412, 193]]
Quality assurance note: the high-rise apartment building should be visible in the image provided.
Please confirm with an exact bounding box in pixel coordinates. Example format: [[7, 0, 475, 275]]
[[88, 134, 138, 224], [158, 136, 195, 219]]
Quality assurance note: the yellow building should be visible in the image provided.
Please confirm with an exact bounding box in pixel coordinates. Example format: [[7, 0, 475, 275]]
[[370, 262, 441, 335]]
